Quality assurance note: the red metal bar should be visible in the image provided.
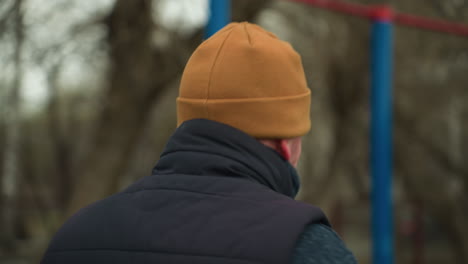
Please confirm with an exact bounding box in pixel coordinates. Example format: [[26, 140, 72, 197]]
[[395, 13, 468, 37], [412, 202, 424, 264], [290, 0, 468, 37]]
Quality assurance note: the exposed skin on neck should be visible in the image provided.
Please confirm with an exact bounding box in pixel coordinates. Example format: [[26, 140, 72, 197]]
[[258, 137, 302, 167]]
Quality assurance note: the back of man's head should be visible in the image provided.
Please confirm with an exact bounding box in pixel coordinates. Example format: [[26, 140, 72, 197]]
[[177, 22, 311, 139]]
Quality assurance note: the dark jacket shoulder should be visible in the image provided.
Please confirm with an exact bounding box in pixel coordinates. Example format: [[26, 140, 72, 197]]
[[293, 224, 358, 264]]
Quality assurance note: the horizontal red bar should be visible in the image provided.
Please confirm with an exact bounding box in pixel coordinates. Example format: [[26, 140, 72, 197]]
[[395, 13, 468, 36], [290, 0, 468, 37]]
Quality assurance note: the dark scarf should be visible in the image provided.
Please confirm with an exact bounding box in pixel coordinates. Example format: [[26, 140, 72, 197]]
[[154, 119, 301, 198]]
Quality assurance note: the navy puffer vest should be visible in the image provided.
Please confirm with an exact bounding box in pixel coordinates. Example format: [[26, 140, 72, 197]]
[[42, 119, 329, 264]]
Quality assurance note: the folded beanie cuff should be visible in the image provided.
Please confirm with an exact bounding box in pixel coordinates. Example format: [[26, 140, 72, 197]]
[[177, 91, 311, 138]]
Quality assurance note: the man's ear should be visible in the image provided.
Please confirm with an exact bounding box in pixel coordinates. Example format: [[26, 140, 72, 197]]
[[278, 139, 291, 161]]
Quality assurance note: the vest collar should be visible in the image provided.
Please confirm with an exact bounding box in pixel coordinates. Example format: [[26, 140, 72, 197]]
[[153, 119, 300, 198]]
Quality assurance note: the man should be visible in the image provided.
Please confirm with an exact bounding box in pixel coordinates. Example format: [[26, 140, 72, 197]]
[[41, 22, 357, 264]]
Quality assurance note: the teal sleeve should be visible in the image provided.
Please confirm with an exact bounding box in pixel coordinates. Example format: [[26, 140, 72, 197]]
[[292, 224, 358, 264]]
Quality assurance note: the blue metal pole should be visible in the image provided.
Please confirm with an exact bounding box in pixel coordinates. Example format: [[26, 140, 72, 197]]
[[205, 0, 231, 38], [370, 6, 394, 264]]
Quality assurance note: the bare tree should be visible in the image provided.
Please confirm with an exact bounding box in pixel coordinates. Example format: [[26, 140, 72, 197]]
[[66, 0, 197, 215], [395, 108, 468, 263], [1, 0, 24, 248], [66, 0, 272, 216], [45, 63, 73, 210]]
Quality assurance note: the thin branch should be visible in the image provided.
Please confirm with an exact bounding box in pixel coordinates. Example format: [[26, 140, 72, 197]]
[[395, 108, 468, 179], [0, 0, 15, 38]]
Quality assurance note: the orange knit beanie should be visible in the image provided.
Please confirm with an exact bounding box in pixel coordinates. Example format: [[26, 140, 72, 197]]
[[177, 22, 311, 138]]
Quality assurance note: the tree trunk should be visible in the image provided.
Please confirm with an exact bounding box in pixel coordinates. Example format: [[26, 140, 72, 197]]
[[67, 0, 273, 216], [67, 0, 187, 215], [0, 0, 23, 249], [46, 64, 73, 210]]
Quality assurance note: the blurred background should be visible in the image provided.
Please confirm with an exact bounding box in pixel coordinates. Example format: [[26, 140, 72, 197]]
[[0, 0, 467, 263]]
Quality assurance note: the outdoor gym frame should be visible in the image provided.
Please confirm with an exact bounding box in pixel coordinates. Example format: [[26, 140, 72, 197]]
[[204, 1, 468, 263]]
